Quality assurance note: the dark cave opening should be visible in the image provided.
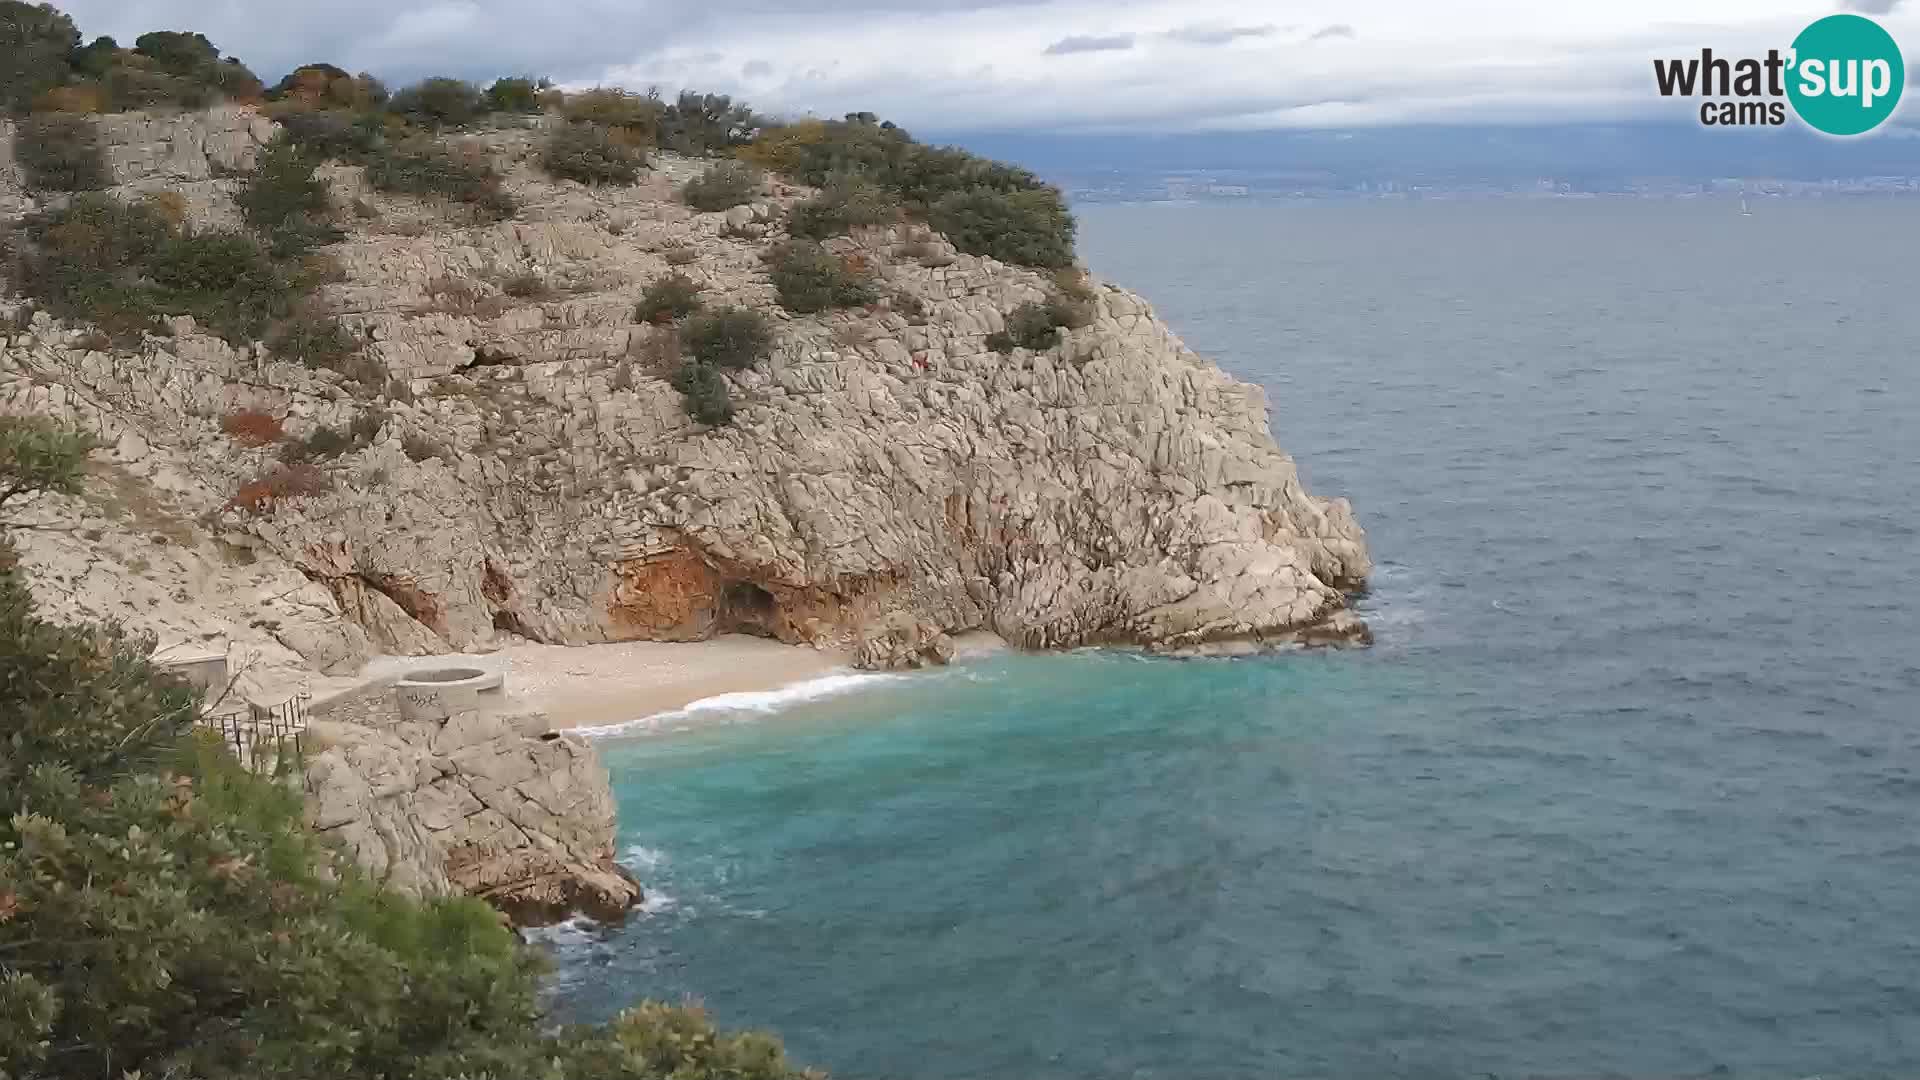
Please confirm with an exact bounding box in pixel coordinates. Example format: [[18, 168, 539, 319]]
[[720, 581, 780, 638]]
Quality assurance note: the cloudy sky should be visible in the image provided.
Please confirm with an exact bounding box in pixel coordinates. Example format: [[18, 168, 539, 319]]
[[56, 0, 1916, 132]]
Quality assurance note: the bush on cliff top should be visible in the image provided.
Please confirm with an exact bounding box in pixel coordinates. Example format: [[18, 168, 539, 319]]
[[268, 63, 388, 109], [0, 0, 81, 114], [385, 76, 483, 129], [562, 87, 664, 143], [741, 114, 1077, 267], [928, 185, 1077, 270], [657, 90, 760, 156], [2, 9, 264, 117], [0, 417, 819, 1080]]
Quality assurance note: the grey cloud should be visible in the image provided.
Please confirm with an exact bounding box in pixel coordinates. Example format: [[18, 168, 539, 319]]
[[51, 0, 1061, 84], [1841, 0, 1902, 11], [1308, 24, 1357, 41], [1162, 24, 1277, 46], [742, 60, 775, 79], [1044, 34, 1137, 56]]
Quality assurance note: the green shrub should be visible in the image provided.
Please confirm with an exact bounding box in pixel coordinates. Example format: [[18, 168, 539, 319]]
[[10, 195, 307, 346], [741, 116, 1078, 267], [15, 113, 109, 192], [350, 407, 386, 444], [683, 306, 774, 370], [483, 76, 546, 114], [671, 362, 733, 425], [541, 122, 643, 185], [278, 423, 352, 464], [387, 76, 482, 128], [681, 160, 761, 212], [929, 186, 1076, 269], [767, 240, 877, 314], [501, 272, 551, 299], [890, 290, 925, 318], [635, 272, 703, 324], [1005, 301, 1059, 350], [270, 106, 389, 163], [268, 63, 386, 109], [401, 433, 443, 462], [265, 304, 354, 369], [562, 88, 663, 141], [1, 1, 82, 114], [0, 415, 94, 519], [787, 174, 896, 239], [657, 90, 759, 156], [146, 230, 298, 343], [987, 293, 1091, 353], [236, 136, 342, 256], [366, 140, 516, 221], [109, 31, 263, 110]]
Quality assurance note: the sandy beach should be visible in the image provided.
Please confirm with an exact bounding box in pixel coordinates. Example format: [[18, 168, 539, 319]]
[[494, 635, 856, 730]]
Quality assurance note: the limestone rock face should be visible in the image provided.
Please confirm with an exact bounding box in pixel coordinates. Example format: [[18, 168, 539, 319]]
[[302, 694, 641, 925], [857, 611, 956, 671], [0, 109, 1371, 681]]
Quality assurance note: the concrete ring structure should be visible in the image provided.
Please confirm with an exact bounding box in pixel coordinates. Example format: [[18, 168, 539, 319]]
[[393, 666, 505, 722]]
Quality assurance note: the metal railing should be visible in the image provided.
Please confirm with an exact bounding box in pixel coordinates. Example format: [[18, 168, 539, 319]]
[[200, 692, 312, 773]]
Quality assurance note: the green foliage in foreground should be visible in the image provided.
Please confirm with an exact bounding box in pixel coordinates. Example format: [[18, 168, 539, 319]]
[[0, 417, 820, 1078]]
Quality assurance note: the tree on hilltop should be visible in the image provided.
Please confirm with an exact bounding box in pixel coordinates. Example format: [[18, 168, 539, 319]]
[[0, 1, 81, 114]]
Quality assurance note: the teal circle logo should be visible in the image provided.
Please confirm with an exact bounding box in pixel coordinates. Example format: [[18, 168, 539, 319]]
[[1787, 14, 1905, 136]]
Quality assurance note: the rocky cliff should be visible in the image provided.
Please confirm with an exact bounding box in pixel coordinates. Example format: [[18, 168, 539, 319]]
[[0, 107, 1370, 687], [302, 689, 641, 926]]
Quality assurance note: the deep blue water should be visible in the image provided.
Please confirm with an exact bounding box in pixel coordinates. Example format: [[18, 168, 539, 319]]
[[549, 199, 1920, 1079]]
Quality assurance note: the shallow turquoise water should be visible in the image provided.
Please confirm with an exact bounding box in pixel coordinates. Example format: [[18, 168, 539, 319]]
[[549, 199, 1920, 1079]]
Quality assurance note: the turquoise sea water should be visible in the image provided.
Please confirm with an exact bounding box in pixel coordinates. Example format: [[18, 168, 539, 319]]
[[548, 199, 1920, 1079]]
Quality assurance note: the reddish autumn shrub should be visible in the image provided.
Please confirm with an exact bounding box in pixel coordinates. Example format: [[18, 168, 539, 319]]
[[219, 409, 283, 446], [228, 464, 329, 513]]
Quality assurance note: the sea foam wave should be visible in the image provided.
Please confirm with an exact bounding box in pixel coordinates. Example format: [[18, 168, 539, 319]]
[[573, 670, 907, 738]]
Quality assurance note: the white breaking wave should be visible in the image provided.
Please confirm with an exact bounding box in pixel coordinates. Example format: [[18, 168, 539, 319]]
[[623, 844, 668, 869], [573, 670, 908, 738]]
